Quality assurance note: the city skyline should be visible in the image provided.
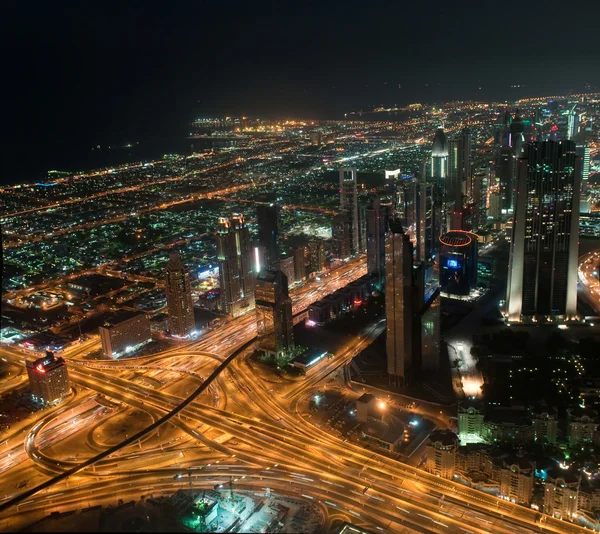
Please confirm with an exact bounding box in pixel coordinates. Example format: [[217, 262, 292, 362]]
[[2, 12, 600, 528]]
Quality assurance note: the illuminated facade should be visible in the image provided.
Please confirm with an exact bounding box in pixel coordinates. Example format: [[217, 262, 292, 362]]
[[98, 310, 152, 358], [255, 270, 294, 358], [26, 351, 69, 405], [339, 167, 360, 255], [256, 202, 280, 272], [425, 430, 458, 480], [439, 231, 478, 297], [506, 141, 581, 322], [332, 212, 351, 259], [164, 250, 196, 337], [385, 220, 414, 388], [366, 194, 386, 287], [217, 214, 255, 317]]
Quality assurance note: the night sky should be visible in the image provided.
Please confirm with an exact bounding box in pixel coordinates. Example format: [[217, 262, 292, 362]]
[[4, 0, 600, 183]]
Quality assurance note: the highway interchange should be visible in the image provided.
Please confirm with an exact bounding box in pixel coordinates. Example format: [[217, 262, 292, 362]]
[[1, 254, 597, 533]]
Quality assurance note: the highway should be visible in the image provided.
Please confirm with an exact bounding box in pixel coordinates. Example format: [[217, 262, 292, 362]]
[[578, 250, 600, 315], [0, 259, 592, 531]]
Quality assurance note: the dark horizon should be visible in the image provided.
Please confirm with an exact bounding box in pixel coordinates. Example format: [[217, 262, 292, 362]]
[[3, 0, 600, 184]]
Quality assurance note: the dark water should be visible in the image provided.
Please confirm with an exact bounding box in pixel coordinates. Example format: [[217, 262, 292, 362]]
[[2, 136, 219, 186]]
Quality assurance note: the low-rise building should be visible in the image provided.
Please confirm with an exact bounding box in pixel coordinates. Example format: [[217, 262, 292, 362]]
[[425, 430, 459, 479], [458, 403, 485, 443], [531, 407, 558, 445], [543, 468, 580, 520], [499, 454, 535, 505], [567, 407, 598, 447], [98, 310, 152, 359]]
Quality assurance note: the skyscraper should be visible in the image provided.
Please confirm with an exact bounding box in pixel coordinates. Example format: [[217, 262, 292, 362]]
[[430, 128, 449, 179], [429, 128, 449, 236], [293, 245, 306, 282], [386, 220, 414, 388], [307, 240, 326, 275], [576, 144, 591, 184], [340, 167, 359, 255], [366, 194, 386, 287], [459, 128, 473, 200], [255, 270, 294, 358], [256, 202, 280, 272], [331, 212, 351, 259], [217, 214, 255, 317], [165, 250, 195, 337], [506, 141, 581, 322]]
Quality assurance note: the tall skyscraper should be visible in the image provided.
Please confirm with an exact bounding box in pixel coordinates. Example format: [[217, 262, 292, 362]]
[[340, 167, 359, 255], [459, 128, 473, 200], [576, 144, 591, 184], [497, 147, 516, 214], [255, 270, 294, 358], [429, 128, 449, 236], [506, 141, 581, 322], [386, 220, 414, 388], [293, 245, 306, 282], [256, 202, 280, 272], [307, 240, 325, 274], [418, 182, 437, 262], [366, 194, 386, 287], [217, 214, 255, 317], [331, 212, 351, 259], [430, 128, 449, 179], [165, 250, 195, 337]]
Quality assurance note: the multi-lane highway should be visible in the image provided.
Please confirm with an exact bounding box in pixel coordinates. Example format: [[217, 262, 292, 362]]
[[578, 250, 600, 315], [0, 254, 590, 533]]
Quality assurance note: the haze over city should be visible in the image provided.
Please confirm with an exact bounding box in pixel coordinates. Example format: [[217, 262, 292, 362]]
[[2, 2, 600, 534]]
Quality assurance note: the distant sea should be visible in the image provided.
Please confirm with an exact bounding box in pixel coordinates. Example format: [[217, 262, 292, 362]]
[[3, 136, 217, 187]]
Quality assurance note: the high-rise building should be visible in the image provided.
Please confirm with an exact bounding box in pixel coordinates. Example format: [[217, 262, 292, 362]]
[[217, 214, 255, 318], [509, 110, 525, 156], [418, 182, 437, 261], [307, 241, 326, 275], [497, 148, 516, 214], [459, 128, 473, 200], [255, 270, 294, 358], [26, 351, 69, 405], [366, 195, 386, 287], [576, 144, 591, 184], [256, 202, 280, 272], [439, 231, 478, 297], [165, 250, 195, 337], [506, 141, 581, 322], [331, 212, 351, 259], [98, 310, 152, 358], [340, 168, 359, 255], [280, 255, 295, 288], [386, 220, 415, 388], [421, 291, 441, 372], [429, 128, 449, 237], [430, 128, 449, 179], [293, 245, 306, 282]]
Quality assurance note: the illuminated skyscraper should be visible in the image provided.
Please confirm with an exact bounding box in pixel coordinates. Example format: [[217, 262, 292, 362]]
[[294, 245, 306, 282], [217, 214, 255, 317], [256, 202, 280, 272], [506, 141, 581, 322], [576, 144, 590, 184], [332, 212, 351, 259], [165, 250, 195, 337], [339, 167, 359, 255], [386, 220, 414, 388], [366, 194, 386, 287], [430, 128, 449, 179], [255, 270, 294, 358], [307, 240, 326, 275]]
